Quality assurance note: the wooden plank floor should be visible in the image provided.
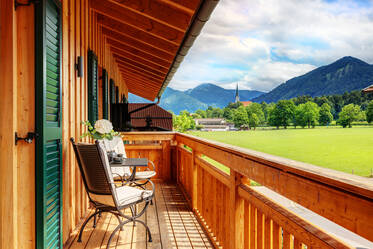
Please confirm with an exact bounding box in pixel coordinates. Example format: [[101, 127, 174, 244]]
[[67, 182, 213, 249]]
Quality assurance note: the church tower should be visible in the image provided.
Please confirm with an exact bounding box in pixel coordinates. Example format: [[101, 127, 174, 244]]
[[235, 83, 240, 103]]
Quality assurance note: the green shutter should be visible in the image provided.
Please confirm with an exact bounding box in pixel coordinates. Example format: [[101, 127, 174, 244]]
[[88, 50, 98, 124], [115, 86, 119, 104], [35, 0, 63, 248], [110, 79, 115, 104], [102, 69, 108, 119]]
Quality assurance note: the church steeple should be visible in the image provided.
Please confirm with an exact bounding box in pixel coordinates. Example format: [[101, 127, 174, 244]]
[[235, 83, 240, 103]]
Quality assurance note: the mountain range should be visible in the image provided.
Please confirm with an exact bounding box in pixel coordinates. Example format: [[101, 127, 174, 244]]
[[130, 56, 373, 113], [128, 84, 264, 114], [253, 56, 373, 103]]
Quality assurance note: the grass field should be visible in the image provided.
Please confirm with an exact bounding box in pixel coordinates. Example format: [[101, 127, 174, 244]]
[[189, 126, 373, 177]]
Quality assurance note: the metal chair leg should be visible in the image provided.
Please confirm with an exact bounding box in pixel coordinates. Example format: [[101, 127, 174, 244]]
[[106, 219, 132, 249], [133, 219, 152, 242], [77, 210, 100, 242]]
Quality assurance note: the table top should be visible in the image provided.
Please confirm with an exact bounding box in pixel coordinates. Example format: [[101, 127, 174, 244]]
[[110, 158, 148, 167]]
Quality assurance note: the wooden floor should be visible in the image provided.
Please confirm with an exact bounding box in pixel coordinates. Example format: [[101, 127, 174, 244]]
[[67, 182, 213, 249]]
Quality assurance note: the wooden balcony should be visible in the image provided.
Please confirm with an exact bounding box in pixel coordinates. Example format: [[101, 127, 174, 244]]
[[65, 132, 373, 249], [67, 182, 213, 249]]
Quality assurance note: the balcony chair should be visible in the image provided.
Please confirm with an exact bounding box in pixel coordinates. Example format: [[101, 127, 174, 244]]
[[70, 138, 154, 249], [103, 136, 156, 189]]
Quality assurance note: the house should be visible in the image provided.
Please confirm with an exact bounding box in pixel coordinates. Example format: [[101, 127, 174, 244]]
[[363, 84, 373, 92], [1, 1, 372, 249], [195, 118, 231, 131], [128, 103, 172, 131], [241, 100, 252, 106]]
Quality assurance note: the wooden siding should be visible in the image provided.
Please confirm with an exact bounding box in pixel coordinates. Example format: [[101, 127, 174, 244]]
[[0, 1, 129, 248]]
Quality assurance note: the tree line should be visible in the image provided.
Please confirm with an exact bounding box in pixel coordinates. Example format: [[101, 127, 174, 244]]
[[173, 90, 373, 131]]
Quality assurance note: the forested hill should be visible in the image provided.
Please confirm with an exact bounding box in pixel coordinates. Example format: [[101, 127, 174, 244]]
[[253, 56, 373, 103], [129, 83, 264, 114]]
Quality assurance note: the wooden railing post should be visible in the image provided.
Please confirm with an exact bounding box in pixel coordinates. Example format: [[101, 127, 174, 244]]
[[161, 140, 171, 181], [192, 150, 200, 211], [230, 171, 244, 249]]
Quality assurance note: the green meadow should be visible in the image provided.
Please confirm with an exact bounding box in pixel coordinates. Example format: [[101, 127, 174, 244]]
[[189, 126, 373, 177]]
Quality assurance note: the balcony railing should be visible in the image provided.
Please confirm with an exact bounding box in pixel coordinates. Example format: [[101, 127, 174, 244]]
[[120, 132, 373, 249]]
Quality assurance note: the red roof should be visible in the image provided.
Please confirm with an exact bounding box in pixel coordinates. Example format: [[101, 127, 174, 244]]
[[363, 84, 373, 93], [128, 103, 173, 131], [241, 101, 252, 106]]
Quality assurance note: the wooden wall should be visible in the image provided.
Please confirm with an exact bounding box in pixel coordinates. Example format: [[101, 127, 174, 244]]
[[0, 2, 35, 249], [62, 0, 128, 245], [0, 1, 129, 248]]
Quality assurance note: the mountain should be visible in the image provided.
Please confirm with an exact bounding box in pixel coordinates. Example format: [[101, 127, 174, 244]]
[[187, 83, 263, 108], [253, 56, 373, 103], [128, 83, 264, 114]]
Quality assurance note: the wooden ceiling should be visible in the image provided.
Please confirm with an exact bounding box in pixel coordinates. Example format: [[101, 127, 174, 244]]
[[90, 0, 203, 100]]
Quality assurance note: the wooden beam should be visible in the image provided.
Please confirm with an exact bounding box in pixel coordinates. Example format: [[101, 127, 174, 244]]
[[108, 0, 194, 30], [108, 41, 171, 68], [124, 86, 156, 100], [119, 67, 164, 83], [96, 13, 180, 49], [102, 26, 175, 59], [91, 0, 186, 35], [112, 50, 169, 73], [120, 74, 163, 89], [121, 132, 175, 141], [115, 58, 166, 78], [118, 65, 164, 82], [122, 78, 160, 91]]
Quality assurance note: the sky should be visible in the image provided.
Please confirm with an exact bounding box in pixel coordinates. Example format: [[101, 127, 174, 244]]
[[168, 0, 373, 92]]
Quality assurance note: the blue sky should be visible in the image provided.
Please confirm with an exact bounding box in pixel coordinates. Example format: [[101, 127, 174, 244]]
[[169, 0, 373, 92]]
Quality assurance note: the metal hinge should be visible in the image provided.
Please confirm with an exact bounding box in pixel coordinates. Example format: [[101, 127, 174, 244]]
[[14, 0, 39, 10], [15, 132, 39, 145]]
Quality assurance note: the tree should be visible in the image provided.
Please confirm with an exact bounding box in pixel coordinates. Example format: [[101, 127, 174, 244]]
[[248, 113, 260, 130], [268, 100, 296, 129], [223, 107, 234, 121], [173, 111, 195, 132], [294, 104, 306, 128], [337, 104, 362, 128], [301, 101, 320, 128], [367, 100, 373, 123], [226, 102, 243, 109], [211, 108, 223, 118], [195, 109, 206, 118], [233, 106, 248, 128], [246, 103, 265, 125], [319, 103, 333, 126]]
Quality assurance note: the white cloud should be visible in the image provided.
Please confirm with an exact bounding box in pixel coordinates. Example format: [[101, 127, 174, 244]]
[[169, 0, 373, 92]]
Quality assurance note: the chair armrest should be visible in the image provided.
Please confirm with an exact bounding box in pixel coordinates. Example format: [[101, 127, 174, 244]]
[[146, 160, 156, 172], [112, 173, 126, 186]]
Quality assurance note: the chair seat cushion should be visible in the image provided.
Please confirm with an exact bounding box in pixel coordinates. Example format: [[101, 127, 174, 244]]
[[135, 171, 156, 179], [90, 186, 153, 207]]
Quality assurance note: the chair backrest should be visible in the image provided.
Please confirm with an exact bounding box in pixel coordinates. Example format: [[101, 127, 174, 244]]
[[103, 136, 127, 156], [70, 138, 113, 196], [103, 136, 130, 176]]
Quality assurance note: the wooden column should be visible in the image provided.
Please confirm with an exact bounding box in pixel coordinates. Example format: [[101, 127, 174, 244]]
[[162, 140, 171, 180], [230, 172, 244, 249], [0, 1, 18, 248], [192, 150, 201, 211]]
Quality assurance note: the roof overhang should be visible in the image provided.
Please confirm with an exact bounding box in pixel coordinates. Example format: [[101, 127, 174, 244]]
[[91, 0, 219, 101], [363, 84, 373, 93]]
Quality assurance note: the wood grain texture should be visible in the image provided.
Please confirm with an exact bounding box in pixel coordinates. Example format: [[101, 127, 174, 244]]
[[176, 133, 373, 241]]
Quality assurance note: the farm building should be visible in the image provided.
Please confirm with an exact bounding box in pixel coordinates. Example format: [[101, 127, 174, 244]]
[[194, 118, 234, 131]]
